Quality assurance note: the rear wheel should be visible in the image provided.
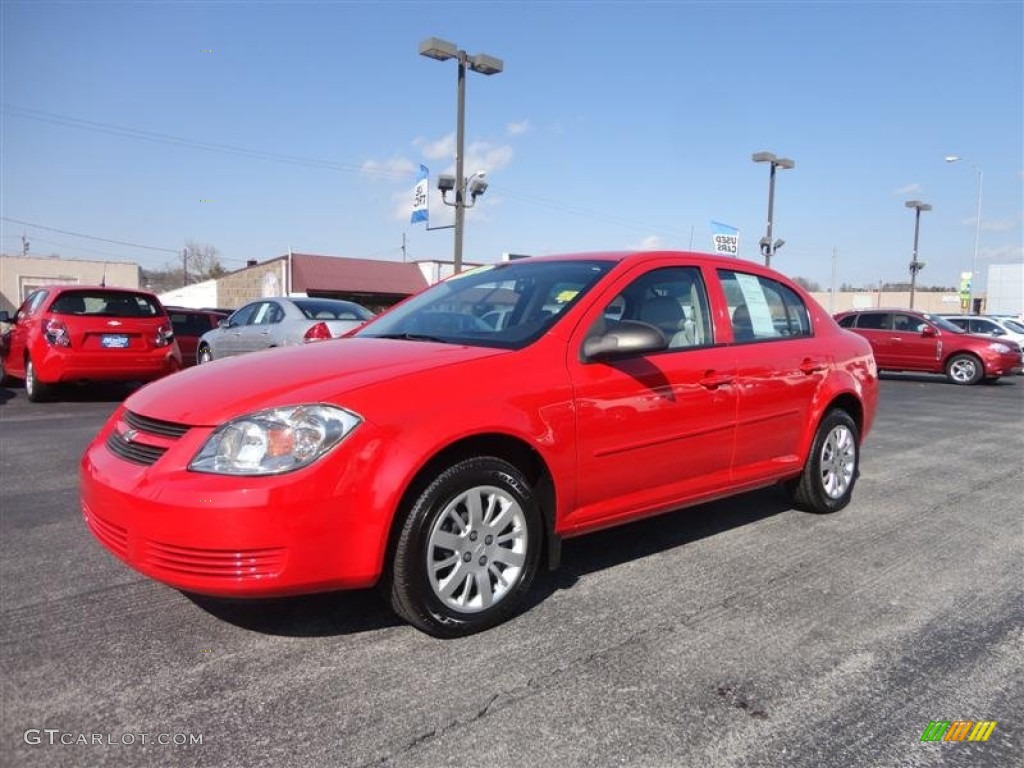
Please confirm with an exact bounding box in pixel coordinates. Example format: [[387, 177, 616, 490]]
[[790, 409, 859, 514], [388, 457, 542, 637], [0, 356, 11, 387], [197, 344, 213, 364], [25, 358, 52, 402], [946, 353, 983, 385]]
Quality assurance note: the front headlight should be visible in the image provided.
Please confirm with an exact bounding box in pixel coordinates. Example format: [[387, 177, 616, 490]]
[[190, 404, 361, 476], [989, 343, 1011, 354]]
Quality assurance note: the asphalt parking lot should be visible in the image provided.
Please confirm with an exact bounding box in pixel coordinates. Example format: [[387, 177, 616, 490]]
[[1, 374, 1021, 768]]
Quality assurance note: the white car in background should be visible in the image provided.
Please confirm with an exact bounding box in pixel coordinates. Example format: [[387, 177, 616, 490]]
[[196, 297, 374, 364], [938, 314, 1024, 346]]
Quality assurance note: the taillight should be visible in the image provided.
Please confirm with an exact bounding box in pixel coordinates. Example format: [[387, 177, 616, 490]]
[[155, 323, 174, 347], [44, 318, 71, 347], [303, 322, 332, 342]]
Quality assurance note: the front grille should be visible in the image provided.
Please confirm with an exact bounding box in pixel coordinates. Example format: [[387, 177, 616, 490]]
[[82, 503, 128, 557], [105, 432, 168, 465], [105, 409, 191, 466], [142, 541, 286, 580], [123, 410, 190, 438]]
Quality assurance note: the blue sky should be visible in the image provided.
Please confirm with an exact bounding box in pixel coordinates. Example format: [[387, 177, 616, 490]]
[[2, 0, 1021, 291]]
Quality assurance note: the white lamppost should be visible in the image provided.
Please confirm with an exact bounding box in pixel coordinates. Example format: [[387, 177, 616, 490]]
[[944, 155, 983, 314]]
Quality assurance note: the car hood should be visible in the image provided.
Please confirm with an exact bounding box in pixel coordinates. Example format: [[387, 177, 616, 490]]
[[126, 338, 506, 425]]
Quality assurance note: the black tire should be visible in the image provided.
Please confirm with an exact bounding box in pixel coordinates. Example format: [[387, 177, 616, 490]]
[[0, 355, 11, 387], [790, 409, 860, 514], [388, 457, 542, 637], [197, 344, 213, 364], [945, 353, 984, 385], [24, 358, 52, 402]]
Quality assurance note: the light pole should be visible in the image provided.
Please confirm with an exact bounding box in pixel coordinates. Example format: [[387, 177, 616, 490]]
[[905, 200, 931, 309], [944, 156, 983, 314], [419, 37, 503, 275], [751, 151, 795, 268]]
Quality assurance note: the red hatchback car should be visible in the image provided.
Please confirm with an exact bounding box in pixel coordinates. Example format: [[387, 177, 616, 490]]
[[0, 286, 181, 401], [81, 252, 878, 636], [834, 308, 1023, 385]]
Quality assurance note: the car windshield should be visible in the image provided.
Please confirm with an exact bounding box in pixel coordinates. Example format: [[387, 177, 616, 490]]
[[924, 314, 966, 333], [356, 259, 614, 349], [51, 291, 161, 317], [1002, 319, 1024, 333]]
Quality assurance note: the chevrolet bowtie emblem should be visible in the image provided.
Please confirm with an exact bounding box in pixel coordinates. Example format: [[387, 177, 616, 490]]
[[122, 429, 139, 443], [107, 320, 123, 326]]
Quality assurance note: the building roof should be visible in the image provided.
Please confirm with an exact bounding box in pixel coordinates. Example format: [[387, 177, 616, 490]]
[[288, 253, 428, 296]]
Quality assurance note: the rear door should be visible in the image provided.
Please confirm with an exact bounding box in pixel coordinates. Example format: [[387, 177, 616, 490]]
[[852, 312, 894, 367], [716, 269, 824, 482]]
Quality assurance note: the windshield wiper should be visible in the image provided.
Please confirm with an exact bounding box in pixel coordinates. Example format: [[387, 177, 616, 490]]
[[370, 332, 451, 343]]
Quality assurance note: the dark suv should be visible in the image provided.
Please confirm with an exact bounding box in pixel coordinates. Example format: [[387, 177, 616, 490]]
[[834, 308, 1022, 385]]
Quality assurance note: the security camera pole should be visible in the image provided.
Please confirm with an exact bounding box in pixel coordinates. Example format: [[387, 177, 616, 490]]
[[905, 200, 931, 309], [751, 151, 795, 268], [419, 37, 503, 274]]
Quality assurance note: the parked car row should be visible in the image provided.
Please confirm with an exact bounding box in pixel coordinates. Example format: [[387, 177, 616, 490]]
[[0, 290, 374, 399]]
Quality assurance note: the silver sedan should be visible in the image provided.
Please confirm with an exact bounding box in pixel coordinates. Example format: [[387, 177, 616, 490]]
[[196, 297, 374, 364]]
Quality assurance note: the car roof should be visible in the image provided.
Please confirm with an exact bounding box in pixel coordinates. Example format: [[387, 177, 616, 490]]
[[42, 284, 159, 297]]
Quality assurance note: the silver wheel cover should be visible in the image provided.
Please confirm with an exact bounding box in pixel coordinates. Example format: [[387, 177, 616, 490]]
[[427, 484, 528, 614], [949, 357, 977, 383], [819, 424, 855, 499]]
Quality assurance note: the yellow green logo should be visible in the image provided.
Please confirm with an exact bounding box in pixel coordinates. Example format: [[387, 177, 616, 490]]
[[920, 720, 996, 742]]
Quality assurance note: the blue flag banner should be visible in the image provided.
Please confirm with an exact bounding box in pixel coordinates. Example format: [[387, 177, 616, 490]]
[[710, 221, 739, 256], [411, 165, 429, 224]]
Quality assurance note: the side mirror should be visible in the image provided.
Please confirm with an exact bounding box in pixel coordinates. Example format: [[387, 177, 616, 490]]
[[921, 325, 937, 338], [582, 321, 668, 362], [218, 318, 231, 329]]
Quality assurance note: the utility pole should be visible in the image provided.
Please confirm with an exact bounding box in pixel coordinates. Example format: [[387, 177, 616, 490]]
[[21, 233, 30, 257], [402, 233, 407, 262], [182, 247, 189, 286]]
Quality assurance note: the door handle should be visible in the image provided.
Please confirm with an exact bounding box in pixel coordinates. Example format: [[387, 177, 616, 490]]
[[800, 359, 827, 375], [699, 372, 734, 389], [890, 337, 902, 342]]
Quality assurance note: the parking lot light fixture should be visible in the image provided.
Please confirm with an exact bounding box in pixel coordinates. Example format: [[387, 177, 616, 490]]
[[419, 37, 503, 275], [905, 200, 932, 309], [752, 151, 796, 268], [944, 155, 983, 314]]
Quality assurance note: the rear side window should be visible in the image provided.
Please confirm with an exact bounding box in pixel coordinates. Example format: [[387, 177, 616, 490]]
[[837, 314, 857, 328], [717, 270, 811, 342], [51, 291, 160, 317], [170, 312, 215, 336], [855, 313, 890, 330]]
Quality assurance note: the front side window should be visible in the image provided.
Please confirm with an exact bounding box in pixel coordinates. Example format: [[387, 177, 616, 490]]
[[228, 303, 259, 327], [589, 266, 713, 350], [357, 259, 614, 349], [717, 270, 811, 342]]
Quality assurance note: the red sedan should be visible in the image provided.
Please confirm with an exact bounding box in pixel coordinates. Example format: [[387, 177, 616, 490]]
[[81, 252, 877, 636], [1, 286, 181, 401]]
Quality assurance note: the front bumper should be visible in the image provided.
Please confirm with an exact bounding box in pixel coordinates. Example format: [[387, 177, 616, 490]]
[[80, 409, 400, 597]]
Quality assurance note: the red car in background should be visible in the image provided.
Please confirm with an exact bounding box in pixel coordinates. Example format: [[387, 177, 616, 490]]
[[164, 306, 230, 367], [835, 308, 1022, 385], [81, 252, 877, 636], [0, 286, 181, 401]]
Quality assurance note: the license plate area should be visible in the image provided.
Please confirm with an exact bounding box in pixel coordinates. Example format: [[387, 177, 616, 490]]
[[101, 334, 130, 349]]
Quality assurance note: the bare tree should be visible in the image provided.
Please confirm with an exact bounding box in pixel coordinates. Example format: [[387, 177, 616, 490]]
[[185, 240, 227, 281]]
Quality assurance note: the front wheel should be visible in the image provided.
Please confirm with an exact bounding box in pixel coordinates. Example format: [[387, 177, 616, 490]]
[[946, 353, 983, 385], [388, 457, 542, 637], [790, 409, 860, 514], [25, 358, 52, 402], [197, 344, 213, 364]]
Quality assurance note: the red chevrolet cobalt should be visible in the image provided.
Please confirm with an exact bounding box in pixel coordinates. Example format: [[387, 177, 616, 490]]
[[81, 252, 878, 636]]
